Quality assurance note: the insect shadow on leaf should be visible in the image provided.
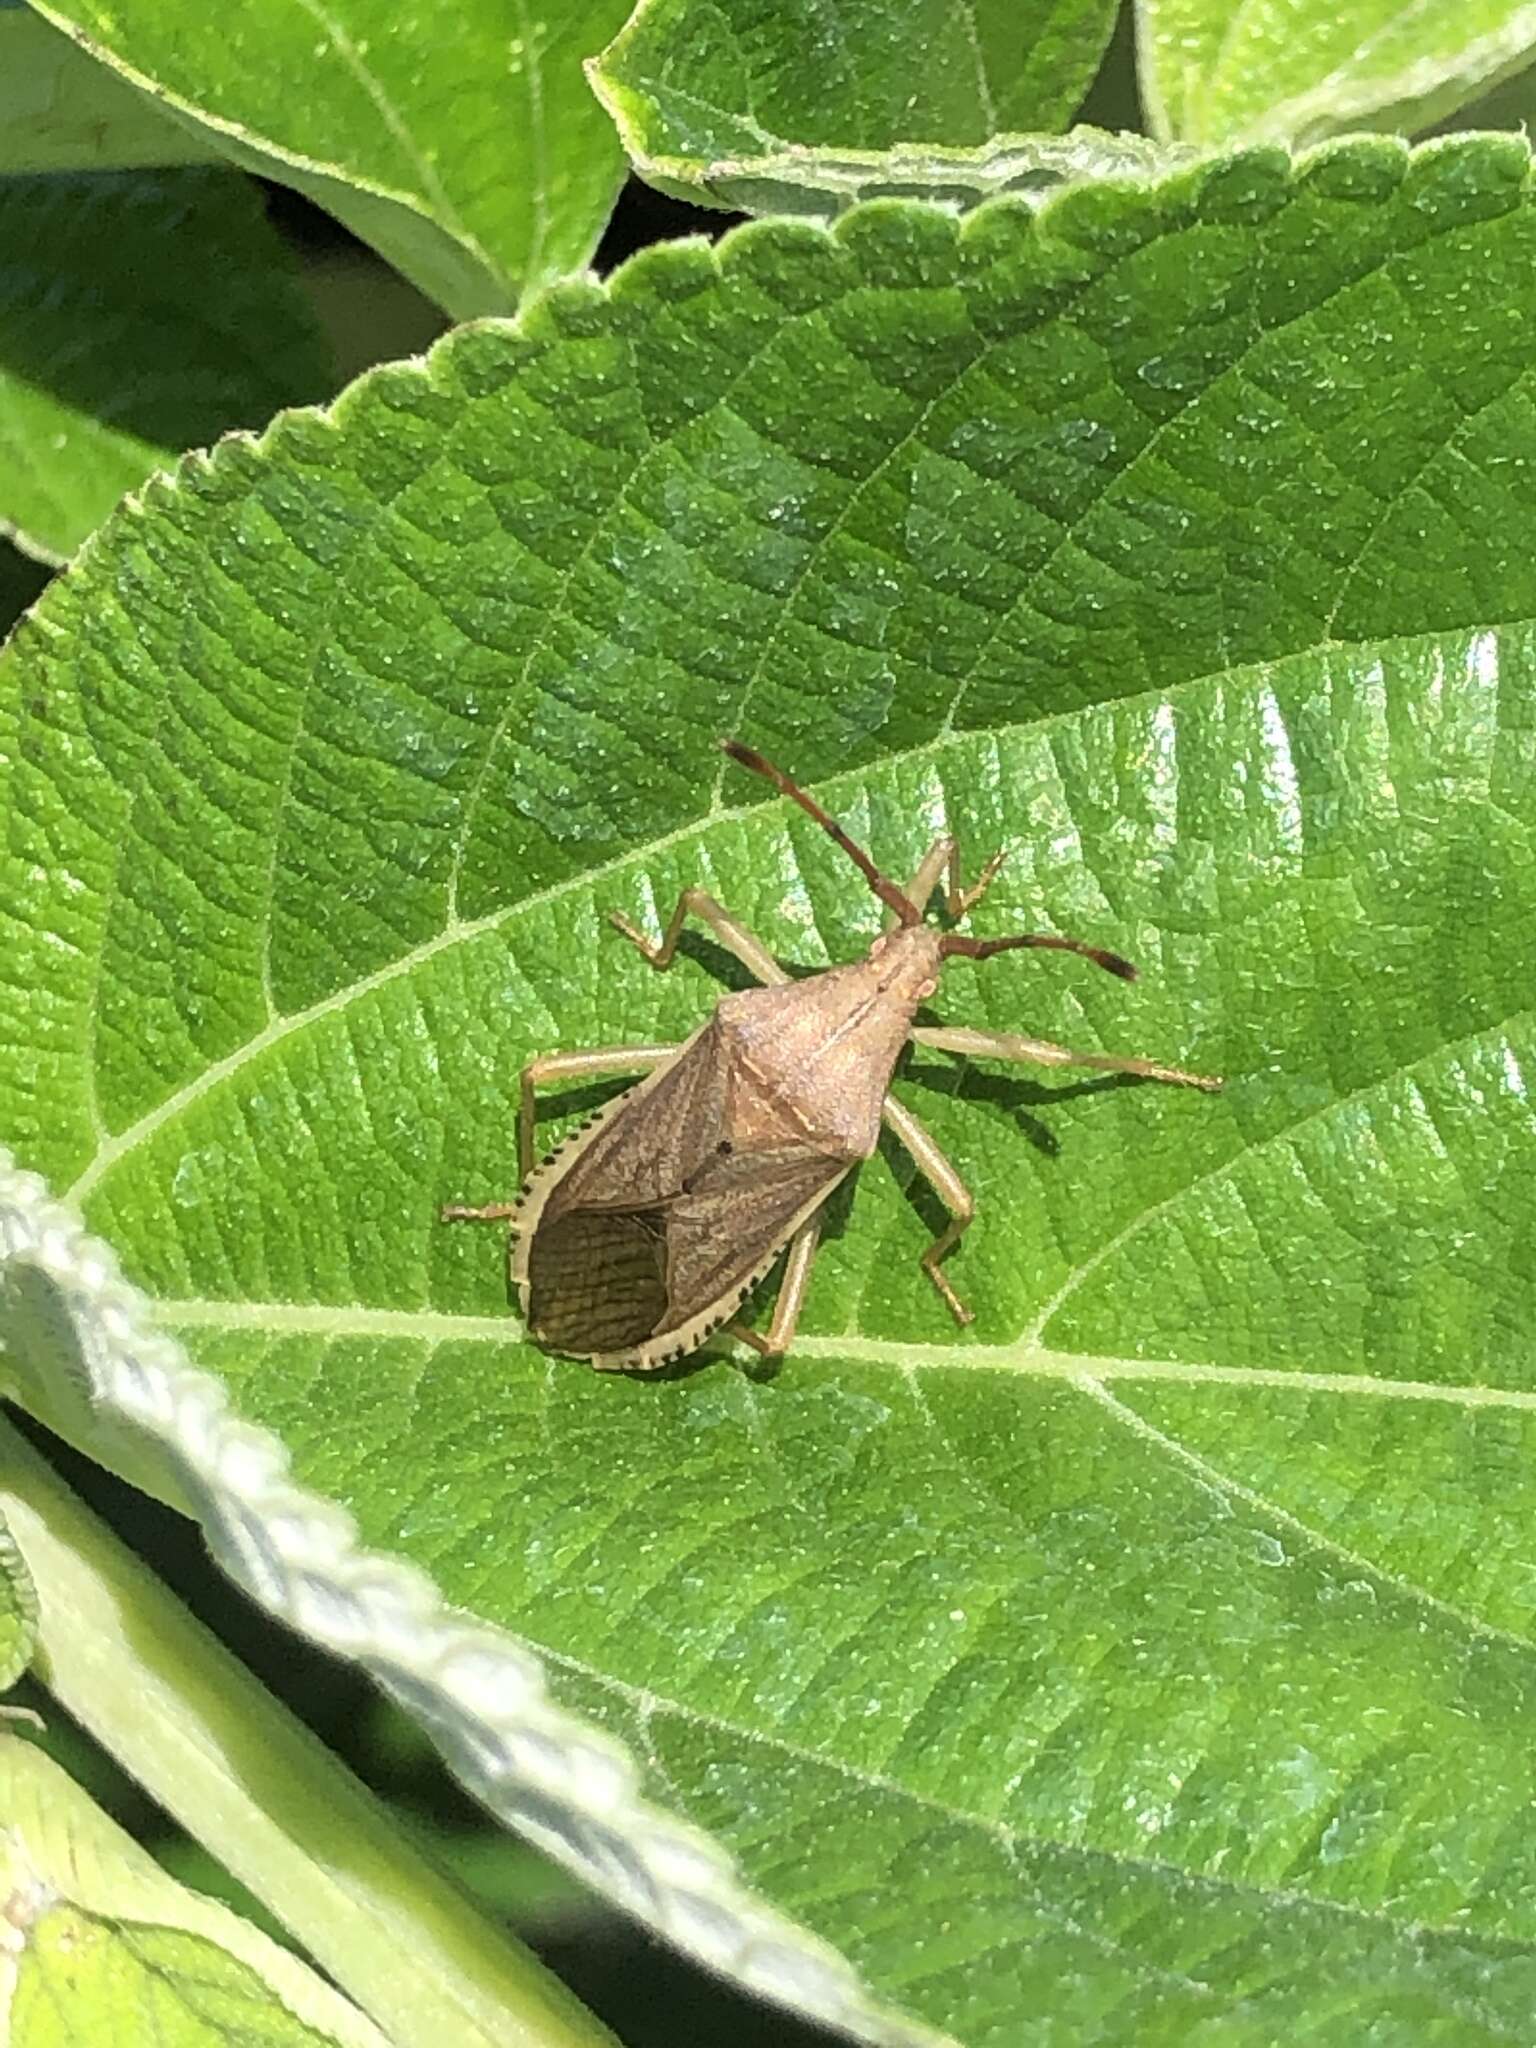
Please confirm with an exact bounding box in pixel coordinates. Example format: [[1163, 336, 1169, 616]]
[[441, 740, 1222, 1373]]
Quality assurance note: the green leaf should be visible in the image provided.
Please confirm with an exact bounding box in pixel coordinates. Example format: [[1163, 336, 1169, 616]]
[[5, 132, 1536, 2043], [0, 6, 219, 173], [591, 0, 1120, 186], [1141, 0, 1536, 145], [588, 0, 1133, 215], [27, 0, 637, 317], [0, 1516, 37, 1690], [0, 169, 336, 563], [13, 1916, 348, 2047], [0, 1410, 619, 2048], [0, 1737, 388, 2046]]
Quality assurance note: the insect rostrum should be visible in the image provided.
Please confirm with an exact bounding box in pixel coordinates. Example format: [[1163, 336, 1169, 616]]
[[441, 742, 1222, 1372]]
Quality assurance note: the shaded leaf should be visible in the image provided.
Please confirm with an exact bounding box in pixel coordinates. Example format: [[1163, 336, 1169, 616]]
[[0, 7, 217, 174], [0, 542, 50, 636], [28, 0, 637, 316], [0, 169, 335, 562], [5, 135, 1536, 2044]]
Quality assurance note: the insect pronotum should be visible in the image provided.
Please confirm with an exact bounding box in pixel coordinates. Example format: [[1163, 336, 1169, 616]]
[[441, 741, 1222, 1371]]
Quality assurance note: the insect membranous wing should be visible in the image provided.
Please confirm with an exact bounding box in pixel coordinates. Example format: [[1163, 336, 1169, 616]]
[[527, 1144, 846, 1357], [527, 1206, 669, 1353]]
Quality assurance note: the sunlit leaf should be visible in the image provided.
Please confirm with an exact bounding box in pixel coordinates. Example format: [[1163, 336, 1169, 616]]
[[1142, 0, 1536, 145], [0, 1518, 37, 1691], [591, 0, 1124, 211], [0, 1738, 386, 2047]]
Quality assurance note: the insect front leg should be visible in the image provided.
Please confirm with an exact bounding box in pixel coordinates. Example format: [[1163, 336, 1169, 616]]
[[896, 836, 1007, 928], [728, 1213, 823, 1359], [910, 1024, 1222, 1092], [611, 885, 788, 987], [879, 1094, 976, 1326]]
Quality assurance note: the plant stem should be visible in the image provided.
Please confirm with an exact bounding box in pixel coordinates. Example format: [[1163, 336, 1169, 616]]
[[0, 1411, 619, 2048]]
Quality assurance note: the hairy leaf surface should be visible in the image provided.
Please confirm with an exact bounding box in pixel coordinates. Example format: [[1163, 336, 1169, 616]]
[[591, 0, 1121, 196], [1142, 0, 1536, 144]]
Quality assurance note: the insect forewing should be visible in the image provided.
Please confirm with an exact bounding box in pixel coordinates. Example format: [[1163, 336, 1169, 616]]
[[517, 1017, 847, 1365]]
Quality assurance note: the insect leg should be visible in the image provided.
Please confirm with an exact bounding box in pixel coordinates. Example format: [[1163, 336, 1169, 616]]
[[943, 841, 1008, 922], [728, 1213, 823, 1358], [519, 1045, 675, 1181], [442, 1046, 676, 1223], [894, 836, 1006, 928], [879, 1094, 976, 1326], [610, 886, 789, 986], [910, 1024, 1222, 1092], [890, 835, 955, 928]]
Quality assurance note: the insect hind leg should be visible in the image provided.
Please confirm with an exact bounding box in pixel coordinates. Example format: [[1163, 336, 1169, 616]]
[[728, 1213, 823, 1358], [910, 1024, 1222, 1092]]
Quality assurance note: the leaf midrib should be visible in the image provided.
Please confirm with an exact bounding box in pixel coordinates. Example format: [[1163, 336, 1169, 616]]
[[64, 623, 1519, 1208], [153, 1299, 1536, 1413]]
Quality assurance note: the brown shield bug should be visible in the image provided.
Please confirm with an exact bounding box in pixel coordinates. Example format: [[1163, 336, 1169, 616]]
[[441, 741, 1221, 1370]]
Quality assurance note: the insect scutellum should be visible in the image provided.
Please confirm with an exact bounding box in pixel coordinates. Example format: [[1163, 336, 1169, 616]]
[[440, 739, 1222, 1373]]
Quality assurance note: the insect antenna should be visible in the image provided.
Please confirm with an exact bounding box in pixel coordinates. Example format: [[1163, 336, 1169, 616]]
[[720, 739, 920, 926], [940, 930, 1139, 980]]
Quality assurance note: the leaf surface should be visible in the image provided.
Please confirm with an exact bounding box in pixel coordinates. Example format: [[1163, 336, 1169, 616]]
[[591, 0, 1121, 172], [589, 0, 1130, 215], [28, 0, 636, 315], [1141, 0, 1536, 144], [0, 1739, 386, 2048], [5, 137, 1536, 2044], [0, 1517, 36, 1690], [0, 6, 218, 173], [0, 170, 334, 562]]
